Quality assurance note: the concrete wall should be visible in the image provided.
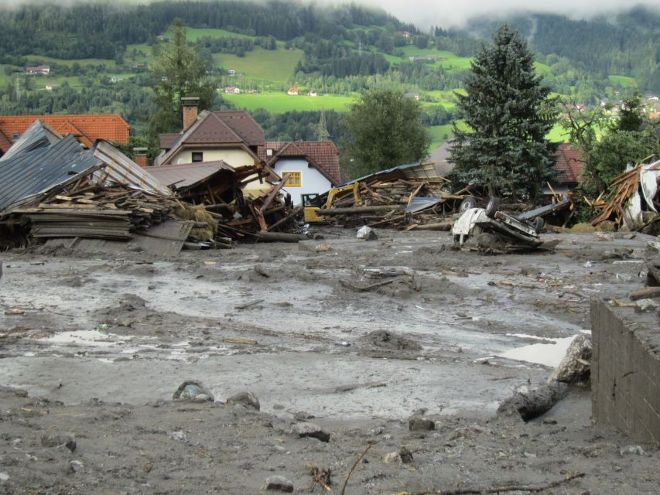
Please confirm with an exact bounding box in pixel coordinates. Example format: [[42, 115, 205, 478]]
[[272, 158, 332, 205], [591, 299, 660, 445], [172, 148, 255, 168]]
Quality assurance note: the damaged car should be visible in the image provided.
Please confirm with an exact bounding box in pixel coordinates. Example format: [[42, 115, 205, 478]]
[[452, 198, 564, 251]]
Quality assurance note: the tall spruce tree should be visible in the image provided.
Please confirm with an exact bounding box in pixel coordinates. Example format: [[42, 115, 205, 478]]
[[449, 25, 557, 200], [148, 20, 216, 138]]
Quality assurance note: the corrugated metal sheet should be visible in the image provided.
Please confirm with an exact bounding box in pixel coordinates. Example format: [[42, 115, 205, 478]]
[[0, 135, 101, 212], [93, 140, 172, 196], [346, 161, 447, 185], [147, 161, 234, 189], [0, 120, 60, 162]]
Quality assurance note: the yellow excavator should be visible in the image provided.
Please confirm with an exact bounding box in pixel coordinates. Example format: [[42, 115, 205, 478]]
[[302, 182, 362, 223]]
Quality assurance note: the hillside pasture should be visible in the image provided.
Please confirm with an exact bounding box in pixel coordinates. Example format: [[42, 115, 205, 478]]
[[212, 48, 303, 82], [223, 92, 354, 113]]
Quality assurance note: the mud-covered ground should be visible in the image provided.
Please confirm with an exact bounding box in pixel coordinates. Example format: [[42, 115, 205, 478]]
[[0, 228, 658, 494]]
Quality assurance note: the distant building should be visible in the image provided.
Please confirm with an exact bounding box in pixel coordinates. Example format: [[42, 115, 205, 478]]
[[227, 69, 236, 76], [409, 56, 437, 63], [25, 65, 50, 76], [287, 86, 299, 96], [224, 86, 241, 94], [308, 91, 318, 97]]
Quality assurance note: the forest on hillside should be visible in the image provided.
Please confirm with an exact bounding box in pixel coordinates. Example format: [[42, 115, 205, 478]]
[[0, 1, 657, 148]]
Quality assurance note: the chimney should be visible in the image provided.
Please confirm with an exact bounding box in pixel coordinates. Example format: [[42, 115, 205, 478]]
[[133, 147, 149, 167], [181, 96, 200, 131]]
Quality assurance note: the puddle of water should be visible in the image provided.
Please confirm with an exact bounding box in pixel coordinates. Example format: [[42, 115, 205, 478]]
[[497, 335, 578, 368]]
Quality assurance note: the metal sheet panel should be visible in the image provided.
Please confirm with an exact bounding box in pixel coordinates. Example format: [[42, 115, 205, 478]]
[[0, 120, 61, 162], [0, 135, 101, 212], [93, 140, 172, 196], [147, 161, 234, 189]]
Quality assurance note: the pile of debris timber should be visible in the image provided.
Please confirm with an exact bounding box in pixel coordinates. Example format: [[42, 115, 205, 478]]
[[590, 159, 659, 232], [202, 176, 302, 242], [316, 177, 467, 230], [149, 161, 303, 243], [14, 183, 182, 241]]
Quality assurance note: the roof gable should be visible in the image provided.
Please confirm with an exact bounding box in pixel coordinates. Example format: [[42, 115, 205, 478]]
[[156, 110, 265, 166], [183, 112, 243, 145], [266, 140, 341, 185]]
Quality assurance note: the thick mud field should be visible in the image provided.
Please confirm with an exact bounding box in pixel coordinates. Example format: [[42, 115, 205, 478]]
[[0, 229, 658, 494]]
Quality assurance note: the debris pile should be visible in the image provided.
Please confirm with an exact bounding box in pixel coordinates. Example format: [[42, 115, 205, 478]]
[[148, 161, 299, 242], [22, 185, 179, 241], [590, 158, 659, 232], [315, 163, 467, 229]]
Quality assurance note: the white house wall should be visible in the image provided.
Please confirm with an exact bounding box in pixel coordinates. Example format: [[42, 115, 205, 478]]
[[273, 158, 332, 205], [172, 149, 256, 168]]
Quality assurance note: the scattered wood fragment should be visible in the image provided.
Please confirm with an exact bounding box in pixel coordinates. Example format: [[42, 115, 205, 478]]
[[340, 443, 374, 495], [234, 299, 265, 310], [223, 337, 258, 345], [629, 286, 660, 301]]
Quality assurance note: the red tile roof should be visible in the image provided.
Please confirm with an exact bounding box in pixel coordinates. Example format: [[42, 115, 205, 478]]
[[262, 140, 341, 185], [0, 114, 129, 153], [554, 143, 584, 185]]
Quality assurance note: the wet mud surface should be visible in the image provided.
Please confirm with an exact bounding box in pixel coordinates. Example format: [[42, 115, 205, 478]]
[[0, 229, 658, 493]]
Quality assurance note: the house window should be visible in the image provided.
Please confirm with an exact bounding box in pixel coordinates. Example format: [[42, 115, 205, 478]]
[[282, 171, 302, 187], [191, 151, 203, 163]]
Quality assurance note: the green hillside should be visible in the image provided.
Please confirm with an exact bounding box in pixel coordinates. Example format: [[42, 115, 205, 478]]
[[212, 48, 303, 82]]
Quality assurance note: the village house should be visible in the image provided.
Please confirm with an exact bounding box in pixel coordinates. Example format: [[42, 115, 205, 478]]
[[0, 114, 130, 157], [287, 86, 299, 96], [155, 98, 265, 168], [24, 65, 50, 76], [549, 142, 584, 194], [259, 141, 341, 205], [224, 86, 241, 94]]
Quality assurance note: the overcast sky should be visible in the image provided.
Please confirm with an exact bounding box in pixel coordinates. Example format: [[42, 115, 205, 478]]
[[2, 0, 659, 27], [356, 0, 660, 27]]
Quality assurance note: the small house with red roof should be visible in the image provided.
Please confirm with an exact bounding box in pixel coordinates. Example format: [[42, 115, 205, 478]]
[[0, 114, 129, 156], [259, 140, 341, 205], [551, 143, 584, 193]]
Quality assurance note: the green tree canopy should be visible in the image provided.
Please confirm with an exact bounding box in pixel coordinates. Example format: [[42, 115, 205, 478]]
[[148, 19, 216, 138], [449, 25, 558, 200], [343, 89, 430, 178], [563, 96, 659, 196]]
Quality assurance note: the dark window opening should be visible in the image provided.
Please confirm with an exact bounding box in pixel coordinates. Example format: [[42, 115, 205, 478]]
[[192, 152, 203, 163]]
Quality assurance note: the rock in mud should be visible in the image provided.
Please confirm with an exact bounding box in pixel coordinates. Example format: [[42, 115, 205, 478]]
[[548, 334, 592, 385], [69, 460, 84, 474], [498, 383, 568, 421], [399, 446, 414, 463], [357, 225, 377, 240], [264, 475, 294, 492], [408, 417, 435, 431], [383, 451, 400, 463], [360, 330, 422, 351], [292, 422, 331, 442], [172, 381, 214, 402], [41, 433, 76, 452], [226, 391, 260, 410]]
